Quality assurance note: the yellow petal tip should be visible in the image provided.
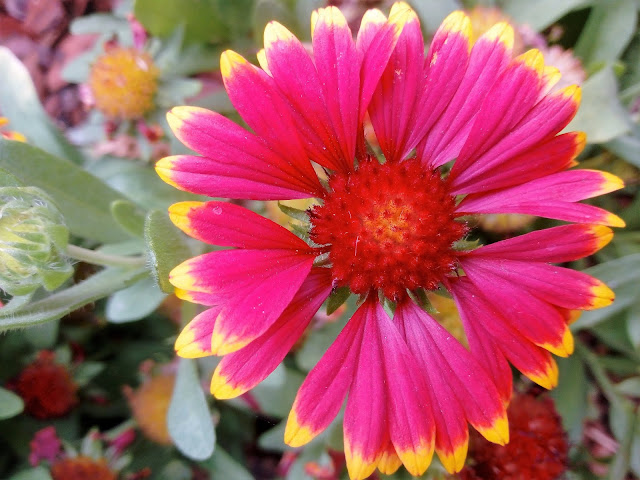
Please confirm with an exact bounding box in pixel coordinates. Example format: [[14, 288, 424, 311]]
[[220, 50, 248, 79], [589, 283, 615, 309], [438, 440, 469, 474], [478, 413, 510, 446], [284, 410, 316, 447], [210, 370, 245, 399]]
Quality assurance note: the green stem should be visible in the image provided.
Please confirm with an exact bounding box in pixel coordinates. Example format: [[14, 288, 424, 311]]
[[575, 341, 621, 404], [66, 244, 146, 268]]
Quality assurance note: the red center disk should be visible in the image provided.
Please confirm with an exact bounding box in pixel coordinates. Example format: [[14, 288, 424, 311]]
[[310, 157, 467, 301]]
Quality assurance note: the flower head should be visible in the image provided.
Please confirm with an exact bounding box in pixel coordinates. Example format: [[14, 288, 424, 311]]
[[50, 457, 117, 480], [88, 45, 159, 120], [29, 427, 63, 466], [0, 186, 73, 296], [157, 3, 622, 478], [14, 351, 78, 419]]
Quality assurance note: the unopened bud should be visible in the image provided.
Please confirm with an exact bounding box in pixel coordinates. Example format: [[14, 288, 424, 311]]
[[0, 187, 73, 295]]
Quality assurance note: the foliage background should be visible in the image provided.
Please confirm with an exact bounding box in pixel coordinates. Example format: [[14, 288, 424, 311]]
[[0, 0, 639, 479]]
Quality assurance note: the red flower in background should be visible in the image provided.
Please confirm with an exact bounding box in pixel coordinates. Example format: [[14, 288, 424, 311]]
[[459, 393, 569, 480], [14, 351, 78, 419]]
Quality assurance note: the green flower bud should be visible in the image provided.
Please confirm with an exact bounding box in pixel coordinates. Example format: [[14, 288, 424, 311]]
[[0, 186, 73, 295]]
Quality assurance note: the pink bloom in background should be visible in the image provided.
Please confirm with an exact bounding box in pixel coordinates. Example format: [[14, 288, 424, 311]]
[[156, 2, 623, 478], [29, 427, 63, 467]]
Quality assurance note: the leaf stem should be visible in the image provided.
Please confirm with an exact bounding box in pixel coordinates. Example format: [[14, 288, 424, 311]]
[[66, 244, 146, 268]]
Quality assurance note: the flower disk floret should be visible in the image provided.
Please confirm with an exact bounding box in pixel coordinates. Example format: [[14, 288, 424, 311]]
[[156, 3, 623, 479]]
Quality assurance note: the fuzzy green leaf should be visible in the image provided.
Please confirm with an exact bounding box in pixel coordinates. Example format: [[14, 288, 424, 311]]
[[206, 448, 254, 480], [134, 0, 228, 43], [8, 467, 52, 480], [502, 0, 590, 30], [277, 202, 310, 223], [144, 210, 192, 293], [111, 200, 147, 238]]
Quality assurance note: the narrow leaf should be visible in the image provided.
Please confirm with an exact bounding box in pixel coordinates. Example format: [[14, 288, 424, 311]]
[[0, 267, 147, 332], [167, 358, 215, 460], [0, 48, 84, 164]]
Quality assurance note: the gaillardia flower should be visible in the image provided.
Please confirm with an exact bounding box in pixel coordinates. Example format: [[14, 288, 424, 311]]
[[156, 3, 623, 478], [88, 45, 159, 120]]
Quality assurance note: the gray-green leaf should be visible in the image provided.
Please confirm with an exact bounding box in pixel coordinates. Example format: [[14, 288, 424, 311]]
[[144, 210, 192, 293], [167, 358, 215, 461]]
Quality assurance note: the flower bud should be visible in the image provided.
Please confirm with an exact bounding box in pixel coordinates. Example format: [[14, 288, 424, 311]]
[[0, 186, 73, 295]]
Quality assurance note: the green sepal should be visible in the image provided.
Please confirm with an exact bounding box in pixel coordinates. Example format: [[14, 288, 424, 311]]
[[326, 286, 350, 316], [277, 202, 310, 223], [407, 289, 438, 314]]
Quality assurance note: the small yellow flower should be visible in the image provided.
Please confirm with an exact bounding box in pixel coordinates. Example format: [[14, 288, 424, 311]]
[[88, 47, 159, 119]]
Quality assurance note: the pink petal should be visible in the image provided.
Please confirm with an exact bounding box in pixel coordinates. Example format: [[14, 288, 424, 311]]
[[162, 106, 322, 199], [468, 224, 614, 263], [368, 6, 424, 163], [170, 249, 314, 354], [450, 278, 560, 390], [451, 132, 585, 194], [450, 85, 582, 188], [210, 268, 332, 398], [285, 305, 367, 447], [458, 170, 625, 227], [375, 301, 435, 476], [396, 301, 508, 473], [174, 306, 222, 358], [156, 154, 316, 201], [312, 7, 360, 170], [344, 300, 388, 479], [168, 201, 310, 250], [220, 51, 323, 179], [404, 11, 471, 159], [461, 258, 574, 357], [263, 22, 348, 172], [356, 7, 403, 123], [418, 21, 514, 168], [462, 257, 614, 310], [452, 49, 546, 179]]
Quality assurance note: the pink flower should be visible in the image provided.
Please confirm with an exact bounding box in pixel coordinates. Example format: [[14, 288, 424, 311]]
[[29, 427, 62, 466], [156, 3, 622, 478]]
